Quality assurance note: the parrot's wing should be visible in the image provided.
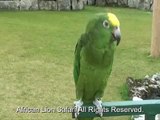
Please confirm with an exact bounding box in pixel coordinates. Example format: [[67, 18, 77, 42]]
[[73, 33, 88, 85]]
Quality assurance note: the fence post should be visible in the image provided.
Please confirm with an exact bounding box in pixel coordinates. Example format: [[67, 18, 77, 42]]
[[145, 114, 156, 120]]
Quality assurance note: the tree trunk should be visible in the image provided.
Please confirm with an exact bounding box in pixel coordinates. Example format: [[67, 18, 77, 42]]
[[151, 0, 160, 58]]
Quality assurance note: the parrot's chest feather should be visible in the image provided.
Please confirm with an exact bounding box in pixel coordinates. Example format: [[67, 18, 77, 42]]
[[83, 46, 114, 67]]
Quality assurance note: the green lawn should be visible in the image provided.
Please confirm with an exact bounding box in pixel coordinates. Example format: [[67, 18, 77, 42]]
[[0, 6, 159, 120]]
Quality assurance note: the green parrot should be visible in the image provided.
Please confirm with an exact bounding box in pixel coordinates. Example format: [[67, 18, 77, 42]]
[[73, 13, 121, 120]]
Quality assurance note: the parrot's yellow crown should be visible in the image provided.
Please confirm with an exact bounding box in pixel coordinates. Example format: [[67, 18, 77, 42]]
[[107, 13, 120, 27]]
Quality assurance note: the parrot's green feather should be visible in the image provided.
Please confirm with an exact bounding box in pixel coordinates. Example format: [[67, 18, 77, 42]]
[[73, 33, 88, 85]]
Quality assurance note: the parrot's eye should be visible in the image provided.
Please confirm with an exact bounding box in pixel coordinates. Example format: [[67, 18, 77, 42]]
[[103, 20, 110, 29]]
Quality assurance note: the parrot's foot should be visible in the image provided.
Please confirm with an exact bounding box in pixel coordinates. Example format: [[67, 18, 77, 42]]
[[93, 98, 103, 117], [74, 100, 83, 118]]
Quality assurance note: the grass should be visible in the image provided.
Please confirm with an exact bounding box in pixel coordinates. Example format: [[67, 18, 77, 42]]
[[0, 6, 159, 120]]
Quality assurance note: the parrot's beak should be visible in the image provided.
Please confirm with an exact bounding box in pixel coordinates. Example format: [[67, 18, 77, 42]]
[[112, 26, 121, 46]]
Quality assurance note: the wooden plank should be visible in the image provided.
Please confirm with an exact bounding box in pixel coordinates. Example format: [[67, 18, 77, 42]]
[[72, 100, 160, 119]]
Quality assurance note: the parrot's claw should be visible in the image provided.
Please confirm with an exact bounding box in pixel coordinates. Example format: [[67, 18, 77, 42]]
[[93, 99, 103, 117], [74, 100, 83, 118]]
